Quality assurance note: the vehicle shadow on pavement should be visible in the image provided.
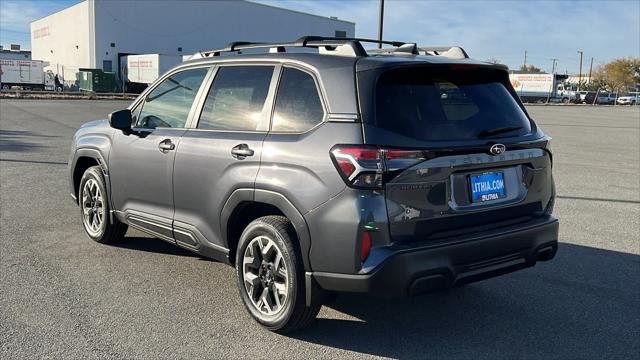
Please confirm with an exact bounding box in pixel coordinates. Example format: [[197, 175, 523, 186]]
[[112, 236, 199, 258], [294, 243, 640, 359], [0, 129, 60, 153]]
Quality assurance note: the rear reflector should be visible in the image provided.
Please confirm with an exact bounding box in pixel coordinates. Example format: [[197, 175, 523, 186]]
[[360, 231, 372, 262]]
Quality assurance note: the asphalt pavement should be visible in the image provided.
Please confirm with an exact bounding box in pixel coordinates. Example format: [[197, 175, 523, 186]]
[[1, 100, 638, 359]]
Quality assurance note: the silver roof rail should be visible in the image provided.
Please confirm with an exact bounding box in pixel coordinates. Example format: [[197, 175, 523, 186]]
[[187, 38, 471, 60]]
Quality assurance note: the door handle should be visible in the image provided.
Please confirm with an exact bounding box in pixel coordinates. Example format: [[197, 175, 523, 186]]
[[158, 139, 175, 153], [231, 144, 254, 159]]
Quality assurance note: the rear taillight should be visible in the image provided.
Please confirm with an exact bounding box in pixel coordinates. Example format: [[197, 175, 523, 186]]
[[330, 145, 429, 189]]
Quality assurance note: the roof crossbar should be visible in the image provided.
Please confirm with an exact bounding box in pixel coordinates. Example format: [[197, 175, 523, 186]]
[[196, 36, 409, 58]]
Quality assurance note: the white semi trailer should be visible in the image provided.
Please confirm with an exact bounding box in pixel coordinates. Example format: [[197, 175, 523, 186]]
[[0, 59, 55, 90]]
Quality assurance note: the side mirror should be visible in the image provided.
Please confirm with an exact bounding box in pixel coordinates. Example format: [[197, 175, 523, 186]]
[[108, 109, 132, 131]]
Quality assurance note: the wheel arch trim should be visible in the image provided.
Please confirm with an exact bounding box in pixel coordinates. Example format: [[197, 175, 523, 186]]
[[70, 148, 110, 206], [221, 188, 313, 271]]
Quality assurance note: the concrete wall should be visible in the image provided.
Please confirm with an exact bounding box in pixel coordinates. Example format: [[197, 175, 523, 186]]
[[30, 1, 92, 83], [94, 0, 354, 77]]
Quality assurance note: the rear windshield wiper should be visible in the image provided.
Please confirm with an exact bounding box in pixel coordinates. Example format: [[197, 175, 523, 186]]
[[477, 126, 523, 139]]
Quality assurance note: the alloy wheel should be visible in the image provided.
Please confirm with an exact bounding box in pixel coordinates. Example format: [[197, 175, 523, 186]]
[[81, 178, 104, 236], [242, 235, 289, 316]]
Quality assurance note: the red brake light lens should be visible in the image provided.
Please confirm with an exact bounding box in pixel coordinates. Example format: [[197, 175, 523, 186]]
[[337, 159, 355, 178], [336, 147, 380, 160], [448, 64, 479, 71]]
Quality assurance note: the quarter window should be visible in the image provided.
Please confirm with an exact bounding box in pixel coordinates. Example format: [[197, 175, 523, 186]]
[[136, 68, 208, 129], [198, 66, 274, 131], [272, 68, 324, 132]]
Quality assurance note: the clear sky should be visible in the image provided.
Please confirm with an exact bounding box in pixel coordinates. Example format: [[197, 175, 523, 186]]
[[1, 0, 638, 74]]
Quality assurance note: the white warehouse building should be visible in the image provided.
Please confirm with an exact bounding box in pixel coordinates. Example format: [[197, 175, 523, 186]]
[[30, 0, 354, 85]]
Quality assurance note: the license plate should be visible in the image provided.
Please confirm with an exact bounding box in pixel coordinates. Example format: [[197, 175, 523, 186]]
[[470, 171, 506, 202]]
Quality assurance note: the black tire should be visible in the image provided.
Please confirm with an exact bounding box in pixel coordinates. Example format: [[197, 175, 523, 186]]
[[79, 166, 127, 244], [235, 216, 321, 333]]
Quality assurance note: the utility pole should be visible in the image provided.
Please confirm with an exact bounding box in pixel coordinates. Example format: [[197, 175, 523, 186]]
[[547, 58, 559, 104], [523, 50, 527, 69], [577, 50, 584, 91], [588, 57, 594, 84], [377, 0, 385, 49]]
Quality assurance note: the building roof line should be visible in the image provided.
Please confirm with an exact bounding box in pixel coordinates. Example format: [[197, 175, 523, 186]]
[[30, 0, 356, 26], [243, 0, 355, 25], [31, 0, 85, 24]]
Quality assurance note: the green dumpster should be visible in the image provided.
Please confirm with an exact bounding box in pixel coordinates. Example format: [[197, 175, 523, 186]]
[[76, 68, 117, 93]]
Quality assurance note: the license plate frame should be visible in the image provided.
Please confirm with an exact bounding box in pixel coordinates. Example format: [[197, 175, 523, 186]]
[[469, 171, 506, 203]]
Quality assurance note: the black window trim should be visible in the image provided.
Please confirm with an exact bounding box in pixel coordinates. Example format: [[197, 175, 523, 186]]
[[126, 60, 330, 135], [267, 63, 328, 135], [128, 64, 214, 131], [188, 63, 280, 133]]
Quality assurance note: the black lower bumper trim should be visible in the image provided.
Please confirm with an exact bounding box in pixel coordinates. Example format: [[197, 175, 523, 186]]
[[312, 216, 559, 297]]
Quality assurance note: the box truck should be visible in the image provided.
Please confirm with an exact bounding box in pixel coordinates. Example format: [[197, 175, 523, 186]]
[[509, 73, 578, 103], [0, 59, 55, 90]]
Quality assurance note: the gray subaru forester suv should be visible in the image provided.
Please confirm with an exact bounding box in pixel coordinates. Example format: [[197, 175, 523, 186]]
[[68, 37, 558, 333]]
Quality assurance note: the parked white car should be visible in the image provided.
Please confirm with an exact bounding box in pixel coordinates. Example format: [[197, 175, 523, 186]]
[[616, 92, 639, 105]]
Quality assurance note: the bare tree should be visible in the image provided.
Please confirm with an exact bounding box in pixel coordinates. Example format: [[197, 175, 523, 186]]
[[519, 64, 543, 72]]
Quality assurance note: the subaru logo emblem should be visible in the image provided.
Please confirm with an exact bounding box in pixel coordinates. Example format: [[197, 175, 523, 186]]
[[490, 144, 506, 155]]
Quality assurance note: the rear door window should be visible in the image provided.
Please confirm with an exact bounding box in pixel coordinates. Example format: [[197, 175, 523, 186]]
[[374, 67, 531, 141], [197, 66, 274, 131], [271, 68, 324, 132]]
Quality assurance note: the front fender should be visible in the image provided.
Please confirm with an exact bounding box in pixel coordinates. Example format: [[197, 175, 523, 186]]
[[68, 132, 113, 204]]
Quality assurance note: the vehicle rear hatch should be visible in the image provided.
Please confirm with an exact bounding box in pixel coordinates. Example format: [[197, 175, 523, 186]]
[[356, 62, 554, 244]]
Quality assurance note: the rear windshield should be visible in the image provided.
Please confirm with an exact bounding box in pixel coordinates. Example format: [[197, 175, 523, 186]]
[[374, 67, 531, 142]]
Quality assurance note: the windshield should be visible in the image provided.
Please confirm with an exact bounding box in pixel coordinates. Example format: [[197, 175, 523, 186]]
[[374, 67, 532, 142]]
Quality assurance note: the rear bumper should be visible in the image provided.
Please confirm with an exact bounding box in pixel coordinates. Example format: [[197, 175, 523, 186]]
[[311, 216, 559, 297]]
